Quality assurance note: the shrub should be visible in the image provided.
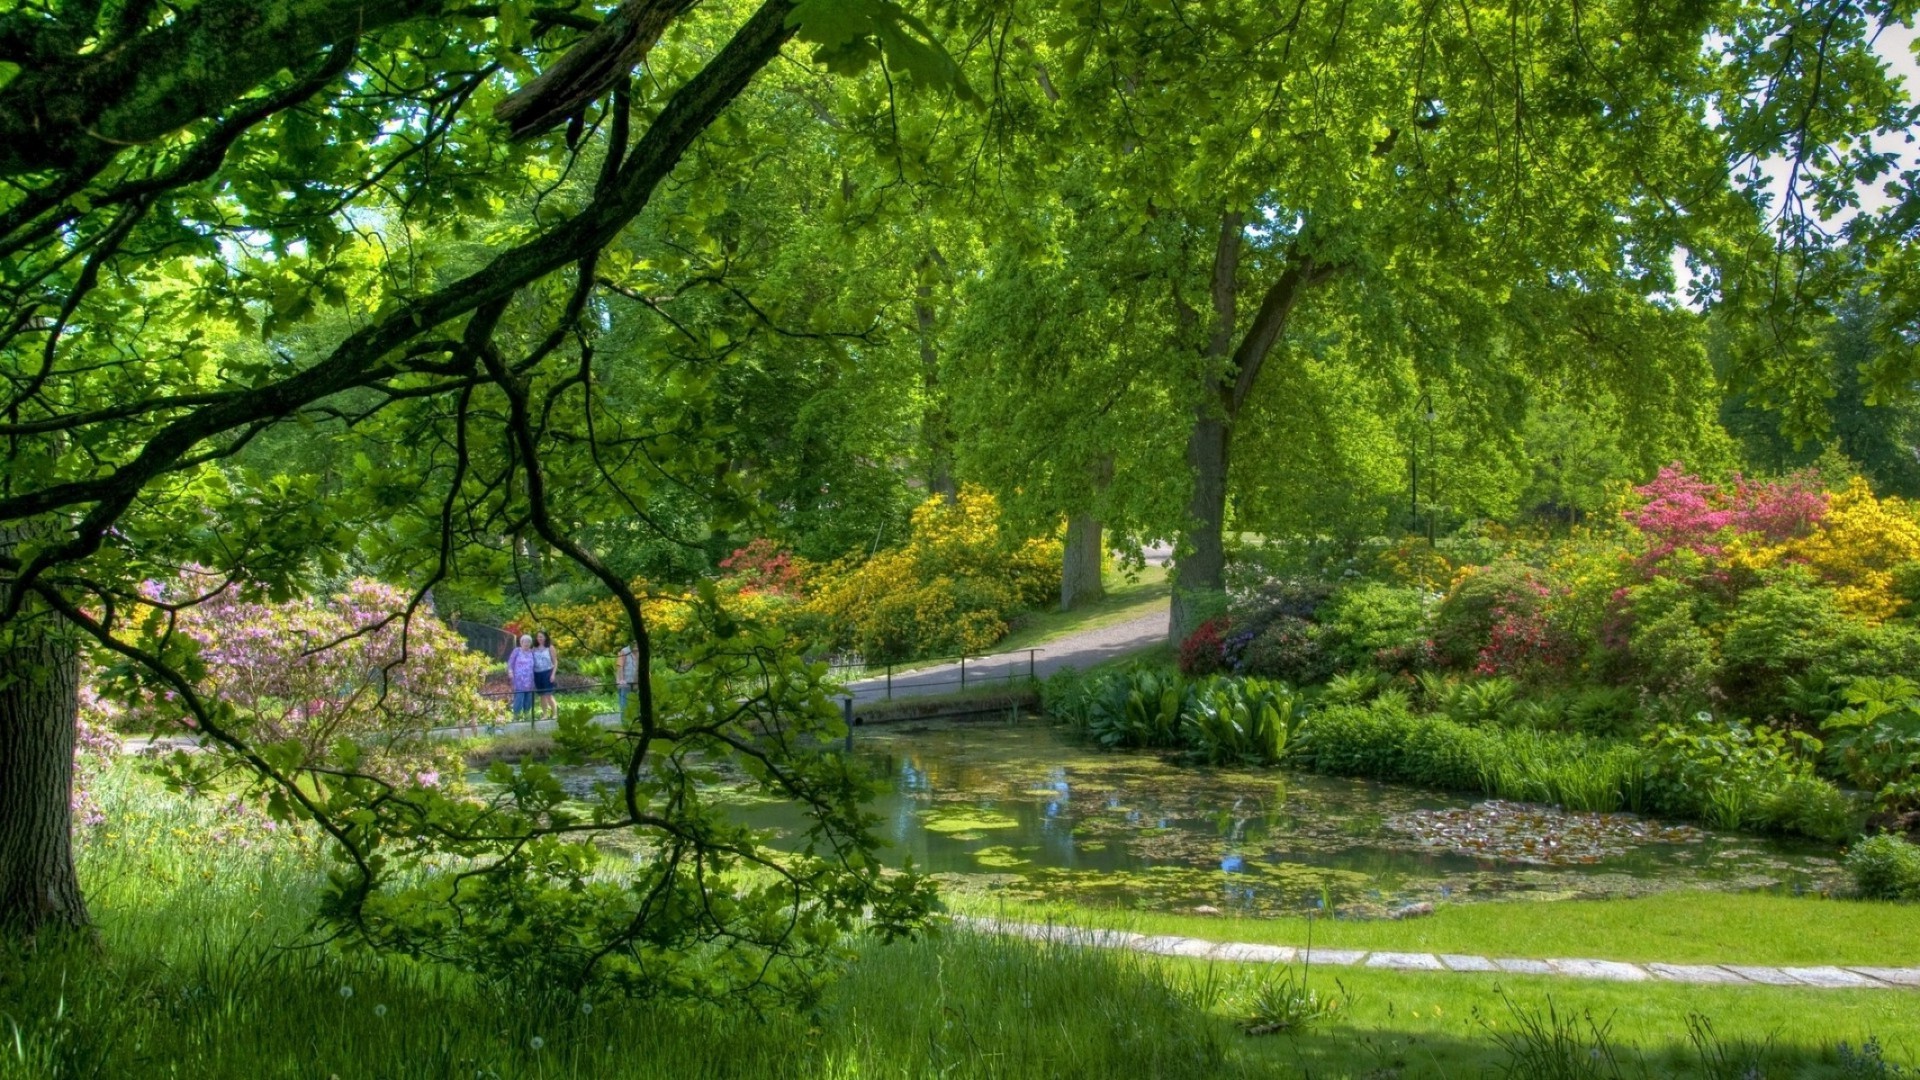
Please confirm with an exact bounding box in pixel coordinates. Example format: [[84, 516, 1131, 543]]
[[125, 576, 492, 780], [1178, 616, 1232, 676], [1718, 566, 1856, 716], [1641, 714, 1853, 840], [801, 486, 1062, 662], [1318, 582, 1430, 672], [1623, 574, 1721, 709], [718, 539, 809, 597], [1237, 616, 1334, 684], [1845, 833, 1920, 901], [1431, 561, 1546, 669]]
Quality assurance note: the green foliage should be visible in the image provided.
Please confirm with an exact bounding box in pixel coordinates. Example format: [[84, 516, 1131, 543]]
[[1822, 677, 1920, 813], [1318, 582, 1431, 671], [1049, 667, 1299, 765], [1183, 677, 1302, 767], [1641, 715, 1854, 840], [1288, 698, 1649, 813], [1845, 834, 1920, 902]]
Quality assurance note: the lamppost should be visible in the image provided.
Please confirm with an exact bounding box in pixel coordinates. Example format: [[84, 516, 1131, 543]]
[[1411, 391, 1436, 544]]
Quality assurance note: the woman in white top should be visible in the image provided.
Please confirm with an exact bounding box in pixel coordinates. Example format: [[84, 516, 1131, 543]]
[[532, 630, 559, 723]]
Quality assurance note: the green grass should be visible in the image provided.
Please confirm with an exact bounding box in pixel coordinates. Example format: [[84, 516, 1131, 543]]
[[994, 563, 1170, 653], [951, 892, 1920, 967], [9, 765, 1918, 1079]]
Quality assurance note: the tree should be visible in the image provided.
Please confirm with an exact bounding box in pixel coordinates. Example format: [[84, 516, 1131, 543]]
[[0, 0, 965, 983], [972, 0, 1915, 641]]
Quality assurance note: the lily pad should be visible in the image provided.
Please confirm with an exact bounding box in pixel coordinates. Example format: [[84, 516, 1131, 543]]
[[921, 808, 1020, 834]]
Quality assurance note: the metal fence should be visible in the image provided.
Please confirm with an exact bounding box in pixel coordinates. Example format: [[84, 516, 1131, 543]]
[[826, 650, 1038, 701]]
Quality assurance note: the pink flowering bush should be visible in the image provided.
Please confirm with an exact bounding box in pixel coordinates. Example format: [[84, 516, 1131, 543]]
[[126, 576, 495, 781], [1626, 464, 1826, 566]]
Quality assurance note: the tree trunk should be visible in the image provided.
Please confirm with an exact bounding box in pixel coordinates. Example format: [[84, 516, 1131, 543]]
[[0, 544, 88, 943], [1169, 407, 1231, 643], [1060, 515, 1106, 611], [916, 251, 957, 501]]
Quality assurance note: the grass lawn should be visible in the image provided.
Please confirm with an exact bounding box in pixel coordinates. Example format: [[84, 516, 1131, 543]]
[[1203, 959, 1920, 1076], [950, 890, 1920, 968], [993, 563, 1170, 653]]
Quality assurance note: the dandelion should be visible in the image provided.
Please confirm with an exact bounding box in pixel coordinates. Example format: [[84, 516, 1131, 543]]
[[373, 1004, 387, 1018], [530, 1036, 546, 1051], [339, 985, 354, 1000], [579, 1001, 592, 1016]]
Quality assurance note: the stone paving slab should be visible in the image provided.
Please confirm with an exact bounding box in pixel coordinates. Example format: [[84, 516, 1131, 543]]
[[1298, 949, 1369, 966], [1720, 966, 1801, 986], [1783, 966, 1881, 989], [1850, 967, 1920, 988], [1648, 963, 1749, 985], [1368, 952, 1447, 971], [1133, 935, 1219, 959], [958, 920, 1915, 991], [1212, 942, 1295, 963], [1493, 958, 1557, 976], [1549, 959, 1649, 982]]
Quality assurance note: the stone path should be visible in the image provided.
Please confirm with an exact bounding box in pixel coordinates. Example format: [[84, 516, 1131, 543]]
[[955, 917, 1920, 991]]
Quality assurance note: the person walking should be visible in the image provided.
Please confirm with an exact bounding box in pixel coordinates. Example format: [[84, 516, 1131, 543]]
[[505, 634, 537, 730], [616, 641, 639, 719], [532, 630, 559, 724]]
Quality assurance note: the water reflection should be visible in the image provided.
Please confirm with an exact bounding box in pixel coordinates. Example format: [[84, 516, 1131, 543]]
[[546, 721, 1842, 917]]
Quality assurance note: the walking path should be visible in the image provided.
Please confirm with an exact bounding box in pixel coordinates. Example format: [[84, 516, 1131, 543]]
[[956, 917, 1920, 992], [841, 605, 1169, 704]]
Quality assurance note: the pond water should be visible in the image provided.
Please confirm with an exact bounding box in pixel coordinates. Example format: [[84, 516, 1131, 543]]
[[544, 720, 1842, 918]]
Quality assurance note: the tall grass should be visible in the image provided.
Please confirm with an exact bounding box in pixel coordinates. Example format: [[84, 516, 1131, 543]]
[[4, 766, 1272, 1080], [1293, 702, 1649, 813]]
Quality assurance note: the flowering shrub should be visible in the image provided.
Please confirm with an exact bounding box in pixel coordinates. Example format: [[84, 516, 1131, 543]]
[[1177, 616, 1232, 676], [718, 539, 810, 598], [127, 576, 493, 779], [1626, 464, 1825, 565], [800, 487, 1061, 661]]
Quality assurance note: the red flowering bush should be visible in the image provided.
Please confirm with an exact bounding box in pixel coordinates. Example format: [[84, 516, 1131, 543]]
[[1178, 616, 1232, 676], [719, 539, 810, 598]]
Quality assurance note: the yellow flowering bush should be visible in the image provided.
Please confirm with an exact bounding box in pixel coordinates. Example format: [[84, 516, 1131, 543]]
[[801, 486, 1062, 661], [1722, 478, 1920, 621], [512, 582, 799, 659]]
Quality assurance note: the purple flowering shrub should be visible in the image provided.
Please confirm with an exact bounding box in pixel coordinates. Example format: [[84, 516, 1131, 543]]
[[121, 575, 496, 783]]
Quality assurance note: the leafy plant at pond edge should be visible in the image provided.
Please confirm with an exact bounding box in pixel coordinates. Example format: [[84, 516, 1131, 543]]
[[1822, 676, 1920, 813]]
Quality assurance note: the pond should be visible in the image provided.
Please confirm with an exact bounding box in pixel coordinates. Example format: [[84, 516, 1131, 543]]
[[544, 719, 1842, 918]]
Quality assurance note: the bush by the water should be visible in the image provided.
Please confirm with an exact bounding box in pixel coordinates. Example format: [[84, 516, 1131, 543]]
[[1846, 833, 1920, 901]]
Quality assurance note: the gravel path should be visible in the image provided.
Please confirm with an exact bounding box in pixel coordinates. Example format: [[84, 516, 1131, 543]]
[[957, 918, 1920, 991], [839, 603, 1169, 703]]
